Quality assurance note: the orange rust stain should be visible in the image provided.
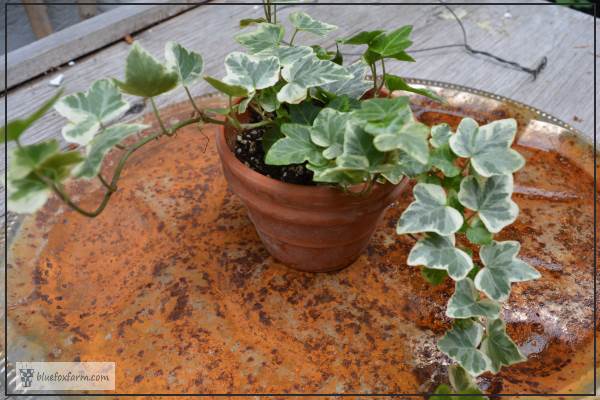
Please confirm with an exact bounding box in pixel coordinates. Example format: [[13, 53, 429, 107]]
[[6, 95, 598, 396]]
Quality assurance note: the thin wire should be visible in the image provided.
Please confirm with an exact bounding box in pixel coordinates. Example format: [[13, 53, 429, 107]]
[[342, 2, 548, 81]]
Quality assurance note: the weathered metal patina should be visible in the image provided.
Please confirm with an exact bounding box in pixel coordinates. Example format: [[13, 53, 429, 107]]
[[4, 83, 597, 396]]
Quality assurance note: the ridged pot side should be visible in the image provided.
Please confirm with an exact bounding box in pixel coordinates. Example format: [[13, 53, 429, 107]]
[[216, 119, 409, 273]]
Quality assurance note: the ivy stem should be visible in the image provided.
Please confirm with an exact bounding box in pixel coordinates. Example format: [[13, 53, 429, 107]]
[[150, 97, 168, 135], [407, 233, 420, 242], [97, 173, 114, 192], [460, 160, 471, 175], [184, 86, 202, 115], [377, 59, 387, 95], [289, 29, 299, 46], [371, 63, 378, 96]]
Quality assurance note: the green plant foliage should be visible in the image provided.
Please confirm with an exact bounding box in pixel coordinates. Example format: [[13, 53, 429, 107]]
[[446, 278, 500, 319], [74, 124, 148, 179], [257, 45, 314, 67], [239, 17, 267, 28], [407, 234, 473, 280], [338, 30, 384, 45], [458, 175, 518, 233], [310, 108, 350, 159], [1, 90, 63, 143], [369, 26, 412, 56], [319, 62, 371, 99], [480, 318, 527, 373], [235, 23, 284, 53], [264, 123, 326, 166], [289, 12, 337, 37], [465, 218, 493, 245], [397, 183, 464, 236], [55, 79, 129, 145], [421, 267, 448, 285], [384, 74, 445, 103], [438, 320, 491, 376], [165, 41, 204, 86], [223, 52, 280, 94], [474, 241, 540, 302], [430, 123, 452, 148], [449, 118, 525, 177], [114, 42, 179, 98], [204, 76, 249, 97], [278, 54, 352, 104]]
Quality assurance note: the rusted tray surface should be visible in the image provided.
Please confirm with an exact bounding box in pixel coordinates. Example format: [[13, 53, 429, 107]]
[[4, 82, 598, 396]]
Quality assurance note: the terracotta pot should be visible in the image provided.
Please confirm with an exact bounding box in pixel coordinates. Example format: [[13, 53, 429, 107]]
[[215, 118, 409, 273]]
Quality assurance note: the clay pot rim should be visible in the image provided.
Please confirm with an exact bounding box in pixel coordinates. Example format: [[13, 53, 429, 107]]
[[216, 122, 399, 203]]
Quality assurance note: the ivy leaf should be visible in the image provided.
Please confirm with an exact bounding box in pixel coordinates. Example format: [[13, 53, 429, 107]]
[[369, 26, 412, 56], [430, 123, 452, 148], [265, 123, 326, 166], [223, 52, 280, 94], [430, 144, 460, 177], [421, 267, 448, 286], [397, 183, 464, 236], [458, 174, 518, 233], [204, 76, 249, 97], [466, 218, 493, 245], [446, 278, 500, 319], [310, 108, 350, 159], [55, 79, 129, 145], [307, 162, 368, 186], [474, 241, 541, 302], [239, 17, 267, 28], [37, 151, 84, 182], [278, 55, 352, 104], [448, 365, 488, 400], [327, 95, 361, 112], [371, 120, 430, 165], [337, 122, 384, 171], [256, 45, 313, 67], [449, 118, 525, 177], [481, 318, 527, 373], [235, 23, 284, 53], [320, 62, 371, 99], [289, 12, 337, 37], [8, 140, 60, 181], [288, 102, 321, 125], [407, 233, 473, 281], [438, 320, 491, 377], [256, 87, 280, 112], [114, 42, 179, 98], [353, 96, 409, 122], [384, 74, 445, 103], [373, 150, 428, 183], [1, 90, 62, 143], [165, 41, 204, 86], [74, 124, 148, 179], [6, 176, 51, 214], [338, 30, 384, 45]]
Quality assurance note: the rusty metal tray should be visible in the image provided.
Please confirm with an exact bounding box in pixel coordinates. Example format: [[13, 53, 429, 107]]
[[2, 79, 597, 397]]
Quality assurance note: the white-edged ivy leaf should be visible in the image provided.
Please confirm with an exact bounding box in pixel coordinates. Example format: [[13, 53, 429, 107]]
[[372, 119, 430, 164], [1, 90, 63, 143], [430, 123, 452, 148], [430, 144, 460, 177], [338, 30, 384, 45], [384, 74, 445, 103], [204, 76, 249, 97], [446, 278, 500, 319], [369, 26, 412, 56], [74, 124, 148, 179], [337, 122, 384, 171], [265, 123, 326, 166], [165, 41, 204, 86], [438, 320, 491, 377], [308, 162, 368, 186], [372, 150, 428, 183], [114, 42, 179, 98], [61, 117, 100, 146], [310, 108, 351, 160], [256, 45, 313, 67], [474, 240, 541, 302], [278, 55, 352, 104], [223, 52, 280, 94], [449, 118, 525, 177], [320, 61, 371, 99], [256, 87, 280, 112], [235, 23, 284, 53], [289, 11, 337, 37], [397, 183, 464, 235], [407, 233, 473, 281], [6, 176, 51, 214], [448, 365, 488, 400], [458, 174, 518, 233], [481, 318, 527, 373], [8, 140, 60, 181], [353, 96, 409, 122]]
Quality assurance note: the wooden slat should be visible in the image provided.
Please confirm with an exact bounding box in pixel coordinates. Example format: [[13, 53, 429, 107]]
[[21, 1, 53, 39], [1, 2, 199, 91], [77, 2, 98, 20]]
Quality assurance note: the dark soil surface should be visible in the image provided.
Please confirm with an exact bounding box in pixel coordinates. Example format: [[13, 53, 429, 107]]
[[234, 127, 316, 185]]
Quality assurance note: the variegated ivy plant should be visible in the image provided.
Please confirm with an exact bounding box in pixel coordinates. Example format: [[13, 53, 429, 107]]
[[2, 0, 540, 395]]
